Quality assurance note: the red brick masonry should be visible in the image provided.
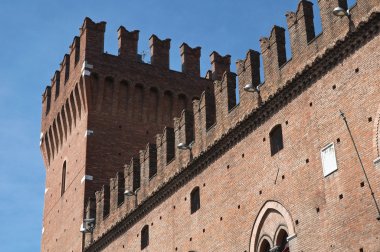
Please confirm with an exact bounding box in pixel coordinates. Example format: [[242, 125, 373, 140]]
[[40, 1, 380, 251]]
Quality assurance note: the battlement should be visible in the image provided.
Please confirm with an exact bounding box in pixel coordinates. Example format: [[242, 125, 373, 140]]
[[39, 17, 218, 167], [82, 1, 380, 249], [40, 17, 212, 119], [117, 26, 139, 60]]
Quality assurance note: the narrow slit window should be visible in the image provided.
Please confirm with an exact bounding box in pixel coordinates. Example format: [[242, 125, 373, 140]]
[[141, 225, 149, 250], [190, 187, 200, 214], [61, 161, 66, 196], [270, 124, 284, 156]]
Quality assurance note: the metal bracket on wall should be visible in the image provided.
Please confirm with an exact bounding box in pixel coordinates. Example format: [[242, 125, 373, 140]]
[[81, 175, 94, 184]]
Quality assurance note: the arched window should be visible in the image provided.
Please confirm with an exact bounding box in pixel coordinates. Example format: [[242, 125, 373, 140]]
[[61, 161, 66, 196], [270, 124, 283, 156], [190, 187, 200, 214], [276, 229, 289, 252], [259, 239, 271, 252], [141, 225, 149, 250]]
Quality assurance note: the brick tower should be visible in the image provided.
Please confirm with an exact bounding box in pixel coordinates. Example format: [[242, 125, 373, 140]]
[[41, 0, 380, 251], [40, 18, 214, 252]]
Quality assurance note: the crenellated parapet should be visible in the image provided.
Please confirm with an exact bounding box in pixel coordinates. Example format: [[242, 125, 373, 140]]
[[260, 25, 287, 92], [210, 51, 231, 80], [214, 72, 237, 134], [69, 36, 81, 73], [79, 17, 107, 60], [109, 172, 125, 212], [149, 35, 171, 68], [236, 49, 261, 93], [156, 127, 175, 168], [286, 0, 316, 58], [50, 71, 61, 100], [180, 43, 201, 77], [117, 26, 139, 60], [42, 86, 51, 116], [84, 3, 380, 249], [139, 143, 158, 199], [124, 157, 141, 195], [318, 0, 350, 42], [192, 88, 216, 154], [40, 17, 212, 168], [95, 185, 110, 225]]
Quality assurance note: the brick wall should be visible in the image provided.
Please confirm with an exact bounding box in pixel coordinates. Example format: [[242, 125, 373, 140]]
[[90, 22, 380, 251], [40, 18, 212, 252], [40, 1, 380, 252]]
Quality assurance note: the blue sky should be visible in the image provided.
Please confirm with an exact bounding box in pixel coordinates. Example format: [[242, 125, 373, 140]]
[[0, 0, 356, 251]]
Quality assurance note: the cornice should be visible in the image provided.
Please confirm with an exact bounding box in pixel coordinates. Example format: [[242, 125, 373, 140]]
[[85, 11, 380, 251]]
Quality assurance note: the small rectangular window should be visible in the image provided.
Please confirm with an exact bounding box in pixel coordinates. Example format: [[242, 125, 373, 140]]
[[141, 225, 149, 250], [321, 143, 338, 177], [190, 187, 200, 214]]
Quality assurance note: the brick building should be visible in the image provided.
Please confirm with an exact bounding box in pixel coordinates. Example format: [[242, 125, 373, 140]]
[[40, 0, 380, 251]]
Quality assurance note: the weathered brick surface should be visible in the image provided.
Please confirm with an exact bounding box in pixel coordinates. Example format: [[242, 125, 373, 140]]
[[89, 25, 380, 251], [40, 17, 212, 252], [40, 1, 380, 252]]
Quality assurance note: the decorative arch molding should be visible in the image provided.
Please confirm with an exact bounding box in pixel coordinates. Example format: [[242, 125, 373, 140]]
[[274, 225, 289, 246], [249, 201, 296, 252], [257, 235, 273, 251]]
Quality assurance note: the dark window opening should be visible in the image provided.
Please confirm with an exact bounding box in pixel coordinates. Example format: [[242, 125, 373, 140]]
[[117, 176, 125, 206], [132, 160, 140, 192], [270, 124, 283, 156], [190, 187, 200, 214], [148, 144, 157, 179], [259, 239, 271, 252], [141, 225, 149, 250], [61, 161, 66, 196], [276, 229, 289, 252]]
